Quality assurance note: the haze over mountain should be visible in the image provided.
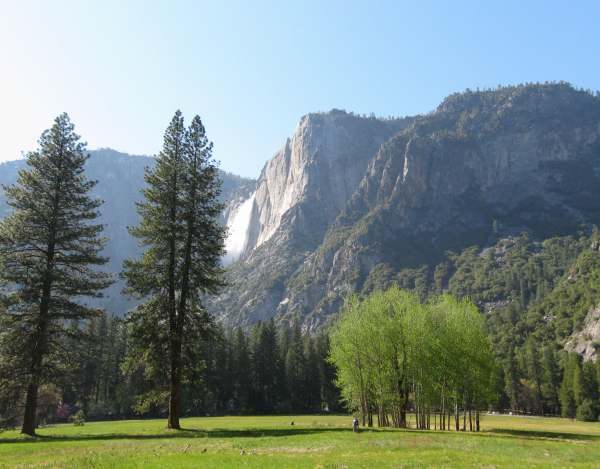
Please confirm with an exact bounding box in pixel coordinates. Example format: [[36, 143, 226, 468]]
[[0, 149, 255, 314]]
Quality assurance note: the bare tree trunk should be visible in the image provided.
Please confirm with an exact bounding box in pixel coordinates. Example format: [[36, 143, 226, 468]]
[[476, 410, 480, 432], [361, 401, 366, 427], [469, 408, 473, 432], [454, 401, 459, 431], [441, 392, 445, 430]]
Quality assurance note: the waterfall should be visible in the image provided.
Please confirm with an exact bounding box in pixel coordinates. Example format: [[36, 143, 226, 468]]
[[223, 193, 255, 265]]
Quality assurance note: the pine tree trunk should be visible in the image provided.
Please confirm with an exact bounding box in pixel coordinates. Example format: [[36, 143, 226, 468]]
[[21, 320, 47, 435], [22, 217, 56, 436], [476, 410, 480, 432], [168, 337, 182, 429], [21, 383, 40, 436], [167, 157, 181, 430]]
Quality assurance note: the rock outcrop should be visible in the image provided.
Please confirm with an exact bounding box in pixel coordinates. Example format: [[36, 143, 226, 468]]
[[565, 305, 600, 361]]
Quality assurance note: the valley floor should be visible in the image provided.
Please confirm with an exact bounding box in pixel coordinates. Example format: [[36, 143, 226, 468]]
[[1, 414, 599, 468]]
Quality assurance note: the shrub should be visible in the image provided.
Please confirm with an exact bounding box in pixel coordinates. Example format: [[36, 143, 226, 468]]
[[576, 399, 597, 421], [70, 410, 86, 426]]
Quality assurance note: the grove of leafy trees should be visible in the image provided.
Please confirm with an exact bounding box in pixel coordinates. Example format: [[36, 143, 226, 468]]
[[329, 287, 495, 430]]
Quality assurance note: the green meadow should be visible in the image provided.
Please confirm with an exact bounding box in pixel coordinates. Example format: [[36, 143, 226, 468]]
[[1, 414, 599, 468]]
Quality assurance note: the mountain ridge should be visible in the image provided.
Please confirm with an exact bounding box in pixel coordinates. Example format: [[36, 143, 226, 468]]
[[214, 83, 600, 329]]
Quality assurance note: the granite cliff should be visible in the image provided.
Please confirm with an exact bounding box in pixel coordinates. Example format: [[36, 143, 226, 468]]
[[215, 83, 600, 329]]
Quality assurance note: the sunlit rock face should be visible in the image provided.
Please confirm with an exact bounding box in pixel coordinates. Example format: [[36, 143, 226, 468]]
[[212, 110, 413, 323], [224, 110, 412, 263]]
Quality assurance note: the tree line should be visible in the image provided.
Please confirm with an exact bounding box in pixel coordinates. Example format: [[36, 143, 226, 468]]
[[329, 287, 495, 431], [0, 311, 342, 427]]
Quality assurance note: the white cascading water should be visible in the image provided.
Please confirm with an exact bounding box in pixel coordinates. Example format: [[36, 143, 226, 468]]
[[223, 193, 255, 265]]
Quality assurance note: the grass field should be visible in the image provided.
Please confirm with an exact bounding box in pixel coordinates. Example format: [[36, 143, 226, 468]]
[[1, 414, 600, 468]]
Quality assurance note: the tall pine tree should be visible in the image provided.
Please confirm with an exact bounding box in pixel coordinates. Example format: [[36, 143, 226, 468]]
[[123, 111, 225, 429], [0, 114, 111, 435]]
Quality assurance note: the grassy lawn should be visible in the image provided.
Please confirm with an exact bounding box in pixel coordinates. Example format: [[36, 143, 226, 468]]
[[1, 414, 600, 468]]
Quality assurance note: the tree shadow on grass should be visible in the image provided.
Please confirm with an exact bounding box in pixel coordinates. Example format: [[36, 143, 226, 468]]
[[489, 428, 600, 442], [0, 426, 387, 444]]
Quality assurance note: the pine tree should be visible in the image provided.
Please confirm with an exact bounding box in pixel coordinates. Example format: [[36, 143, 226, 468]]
[[523, 338, 543, 414], [250, 321, 282, 413], [316, 334, 343, 412], [0, 114, 111, 435], [232, 328, 252, 413], [284, 324, 307, 412], [540, 346, 560, 415], [572, 357, 585, 409], [503, 349, 520, 412], [560, 354, 577, 418], [123, 111, 225, 429], [304, 336, 322, 412]]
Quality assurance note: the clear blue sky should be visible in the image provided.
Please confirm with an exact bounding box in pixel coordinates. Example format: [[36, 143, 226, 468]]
[[1, 0, 599, 177]]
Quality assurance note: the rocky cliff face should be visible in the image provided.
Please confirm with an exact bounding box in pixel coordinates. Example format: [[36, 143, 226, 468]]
[[213, 110, 413, 323], [215, 84, 600, 329], [223, 110, 412, 263]]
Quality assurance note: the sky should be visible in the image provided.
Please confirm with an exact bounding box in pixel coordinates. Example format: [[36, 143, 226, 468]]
[[1, 1, 599, 178]]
